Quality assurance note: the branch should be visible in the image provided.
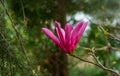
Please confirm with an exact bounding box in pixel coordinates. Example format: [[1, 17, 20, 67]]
[[69, 49, 120, 76], [69, 54, 98, 66], [0, 0, 33, 73], [20, 0, 26, 22], [90, 49, 119, 76], [98, 25, 120, 42]]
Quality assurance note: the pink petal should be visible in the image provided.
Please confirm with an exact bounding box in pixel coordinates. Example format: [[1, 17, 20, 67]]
[[70, 21, 84, 51], [76, 22, 88, 42], [65, 23, 73, 52], [71, 22, 88, 51], [42, 28, 67, 53], [70, 39, 78, 51], [71, 21, 84, 40], [55, 21, 66, 47], [61, 28, 65, 39], [42, 28, 60, 46], [59, 45, 67, 53]]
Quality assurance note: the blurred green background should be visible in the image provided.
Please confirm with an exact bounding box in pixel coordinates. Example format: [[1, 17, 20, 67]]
[[0, 0, 120, 76]]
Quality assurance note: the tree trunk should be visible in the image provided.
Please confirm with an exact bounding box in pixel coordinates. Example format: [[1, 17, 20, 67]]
[[46, 0, 69, 76], [8, 0, 69, 75]]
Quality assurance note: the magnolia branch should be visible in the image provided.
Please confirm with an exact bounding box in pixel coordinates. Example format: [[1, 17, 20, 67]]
[[69, 48, 120, 76], [90, 49, 119, 76]]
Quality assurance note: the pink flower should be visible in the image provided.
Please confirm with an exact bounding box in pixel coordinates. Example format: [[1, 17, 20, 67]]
[[42, 21, 88, 54]]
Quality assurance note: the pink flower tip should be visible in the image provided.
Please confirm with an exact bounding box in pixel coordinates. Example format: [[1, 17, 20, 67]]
[[42, 21, 88, 54]]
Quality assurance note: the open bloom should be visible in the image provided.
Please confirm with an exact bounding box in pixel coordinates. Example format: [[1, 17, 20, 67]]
[[42, 21, 88, 53]]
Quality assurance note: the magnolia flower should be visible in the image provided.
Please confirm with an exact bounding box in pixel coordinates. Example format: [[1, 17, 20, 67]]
[[42, 21, 88, 53]]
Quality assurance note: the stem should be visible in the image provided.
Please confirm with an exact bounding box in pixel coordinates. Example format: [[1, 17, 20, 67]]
[[0, 0, 35, 75], [69, 54, 120, 76]]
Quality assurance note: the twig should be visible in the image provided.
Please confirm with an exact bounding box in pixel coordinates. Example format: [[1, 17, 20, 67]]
[[98, 25, 120, 42], [69, 49, 120, 76], [79, 46, 120, 51], [20, 0, 26, 22], [0, 0, 33, 73], [90, 49, 120, 76], [69, 54, 98, 66]]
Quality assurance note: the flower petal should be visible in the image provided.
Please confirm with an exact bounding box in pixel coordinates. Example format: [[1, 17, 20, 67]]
[[71, 21, 84, 40], [65, 23, 73, 52], [76, 22, 88, 42], [42, 28, 60, 46], [55, 21, 66, 46], [59, 44, 67, 53], [71, 22, 88, 51], [69, 39, 79, 52]]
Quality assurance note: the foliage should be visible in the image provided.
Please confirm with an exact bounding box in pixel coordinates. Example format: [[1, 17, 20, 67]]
[[0, 0, 120, 76]]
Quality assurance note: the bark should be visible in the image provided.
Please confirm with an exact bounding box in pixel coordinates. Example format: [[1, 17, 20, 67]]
[[46, 0, 69, 76]]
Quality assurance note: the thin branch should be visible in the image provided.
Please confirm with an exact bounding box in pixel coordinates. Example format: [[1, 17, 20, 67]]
[[69, 48, 120, 76], [98, 25, 120, 42], [90, 49, 120, 76], [20, 0, 26, 22], [79, 46, 120, 52], [69, 54, 98, 66], [0, 0, 33, 73], [69, 53, 120, 76]]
